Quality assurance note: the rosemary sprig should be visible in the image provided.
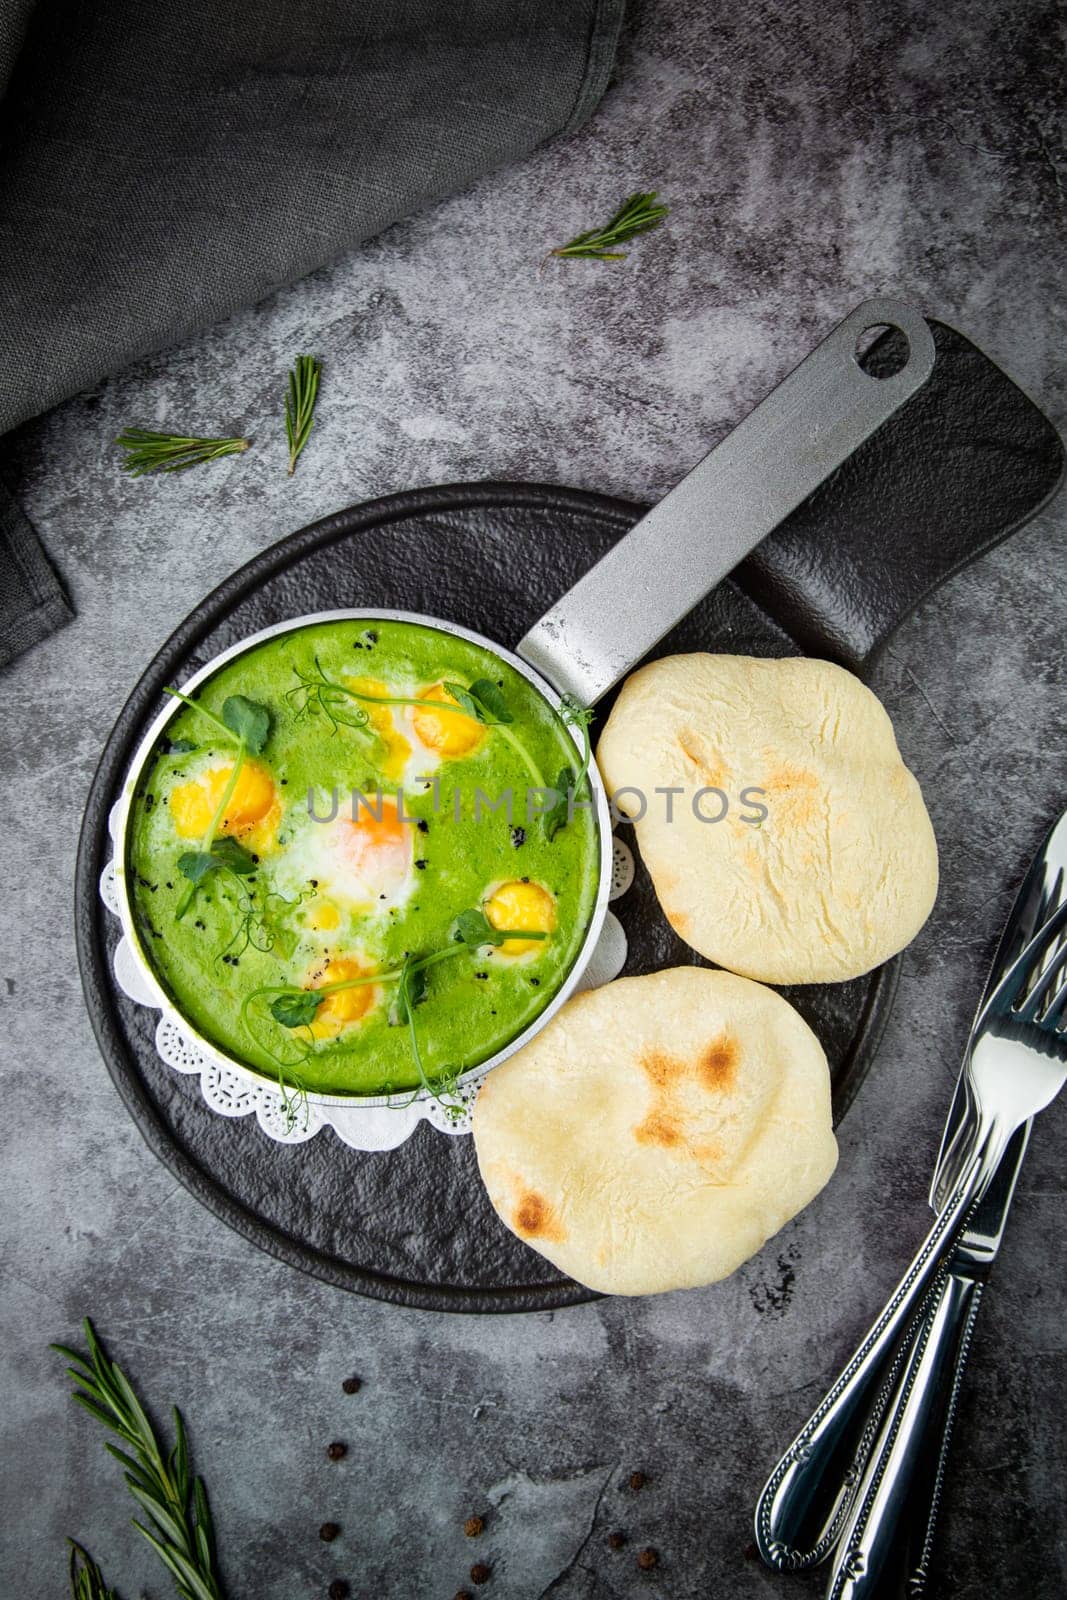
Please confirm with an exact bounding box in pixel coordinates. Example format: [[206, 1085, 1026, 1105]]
[[116, 429, 249, 476], [546, 190, 669, 263], [284, 354, 321, 476], [53, 1320, 224, 1600], [68, 1541, 121, 1600]]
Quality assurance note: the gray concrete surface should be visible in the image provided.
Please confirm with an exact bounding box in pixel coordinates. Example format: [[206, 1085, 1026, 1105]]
[[2, 1, 1064, 1595]]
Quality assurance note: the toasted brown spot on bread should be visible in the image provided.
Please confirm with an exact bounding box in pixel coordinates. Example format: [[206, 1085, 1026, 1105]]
[[677, 728, 727, 789], [667, 908, 691, 936], [639, 1048, 683, 1089], [513, 1190, 565, 1241], [698, 1033, 739, 1092], [766, 763, 819, 824], [634, 1109, 684, 1148]]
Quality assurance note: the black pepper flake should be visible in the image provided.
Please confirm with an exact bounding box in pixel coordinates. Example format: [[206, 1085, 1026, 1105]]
[[475, 971, 488, 981], [194, 920, 205, 930], [352, 640, 364, 649], [529, 977, 540, 987], [628, 1471, 647, 1491], [520, 875, 529, 884], [280, 778, 288, 786], [416, 818, 429, 833], [415, 859, 428, 870], [365, 630, 378, 643], [310, 878, 319, 888], [379, 893, 387, 900], [326, 1441, 347, 1461], [328, 1582, 350, 1600], [636, 1548, 658, 1571], [165, 881, 173, 890], [341, 1375, 361, 1395], [144, 793, 155, 811], [251, 853, 260, 865], [607, 1531, 627, 1551], [509, 826, 526, 848], [463, 1514, 485, 1538], [469, 1564, 491, 1586], [319, 1522, 340, 1542]]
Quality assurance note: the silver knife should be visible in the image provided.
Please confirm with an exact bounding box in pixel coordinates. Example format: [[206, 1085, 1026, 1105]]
[[755, 808, 1067, 1570], [824, 810, 1067, 1598]]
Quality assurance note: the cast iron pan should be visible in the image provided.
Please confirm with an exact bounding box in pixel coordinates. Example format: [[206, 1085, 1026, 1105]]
[[74, 322, 1064, 1313]]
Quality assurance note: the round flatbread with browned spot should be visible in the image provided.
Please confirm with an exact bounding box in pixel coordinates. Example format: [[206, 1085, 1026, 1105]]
[[472, 967, 837, 1295], [595, 653, 938, 984]]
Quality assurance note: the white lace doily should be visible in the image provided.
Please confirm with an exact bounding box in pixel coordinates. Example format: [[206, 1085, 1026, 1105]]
[[101, 801, 632, 1150]]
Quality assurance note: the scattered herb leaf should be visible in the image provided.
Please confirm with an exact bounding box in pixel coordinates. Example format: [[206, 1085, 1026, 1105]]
[[221, 695, 269, 755], [208, 837, 257, 875], [543, 765, 573, 844], [284, 354, 321, 477], [116, 428, 249, 477], [270, 990, 324, 1029], [543, 695, 596, 841], [546, 191, 669, 264]]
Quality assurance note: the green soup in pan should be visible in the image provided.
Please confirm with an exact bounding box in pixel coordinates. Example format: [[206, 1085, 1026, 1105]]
[[125, 619, 600, 1097]]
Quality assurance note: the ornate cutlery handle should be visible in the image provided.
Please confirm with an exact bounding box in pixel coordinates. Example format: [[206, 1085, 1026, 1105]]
[[754, 1165, 978, 1569], [824, 1270, 984, 1598]]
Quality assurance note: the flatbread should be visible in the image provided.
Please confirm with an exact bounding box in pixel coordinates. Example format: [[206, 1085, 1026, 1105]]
[[595, 653, 938, 983], [473, 967, 837, 1295]]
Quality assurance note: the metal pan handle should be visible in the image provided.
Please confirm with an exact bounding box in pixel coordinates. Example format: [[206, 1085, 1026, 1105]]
[[516, 298, 936, 705]]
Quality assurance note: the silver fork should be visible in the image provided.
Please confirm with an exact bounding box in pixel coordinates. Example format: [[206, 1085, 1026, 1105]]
[[756, 900, 1067, 1570], [823, 903, 1067, 1598]]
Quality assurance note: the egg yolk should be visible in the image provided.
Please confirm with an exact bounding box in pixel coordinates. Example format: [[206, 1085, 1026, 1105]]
[[169, 762, 276, 840], [338, 800, 411, 882], [345, 676, 411, 781], [308, 956, 377, 1040], [411, 682, 484, 758], [307, 899, 341, 932], [485, 880, 556, 956]]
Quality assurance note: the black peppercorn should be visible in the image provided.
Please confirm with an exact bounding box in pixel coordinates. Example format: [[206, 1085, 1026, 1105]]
[[464, 1514, 485, 1537], [607, 1531, 626, 1550], [326, 1441, 347, 1461], [341, 1375, 361, 1395], [319, 1522, 340, 1542], [470, 1563, 491, 1585], [628, 1470, 647, 1491], [636, 1547, 658, 1570]]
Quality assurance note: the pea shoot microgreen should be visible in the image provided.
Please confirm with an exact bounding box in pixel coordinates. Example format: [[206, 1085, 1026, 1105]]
[[543, 694, 596, 842], [162, 689, 271, 919], [242, 906, 545, 1117], [288, 660, 549, 788]]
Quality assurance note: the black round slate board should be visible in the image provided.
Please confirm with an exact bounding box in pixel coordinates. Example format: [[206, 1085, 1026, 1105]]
[[75, 483, 899, 1314]]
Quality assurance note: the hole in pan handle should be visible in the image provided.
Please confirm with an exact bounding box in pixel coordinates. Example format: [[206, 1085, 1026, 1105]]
[[516, 297, 936, 706]]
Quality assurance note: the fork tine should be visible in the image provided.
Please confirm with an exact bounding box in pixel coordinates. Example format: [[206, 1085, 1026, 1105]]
[[1012, 900, 1067, 1020], [1044, 976, 1067, 1031]]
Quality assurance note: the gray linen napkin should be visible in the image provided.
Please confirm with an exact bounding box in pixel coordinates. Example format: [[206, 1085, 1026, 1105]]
[[0, 0, 624, 666]]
